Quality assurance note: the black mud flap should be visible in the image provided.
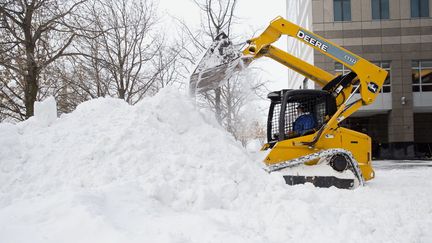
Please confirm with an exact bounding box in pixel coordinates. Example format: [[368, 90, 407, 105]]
[[189, 32, 242, 94], [283, 175, 355, 189]]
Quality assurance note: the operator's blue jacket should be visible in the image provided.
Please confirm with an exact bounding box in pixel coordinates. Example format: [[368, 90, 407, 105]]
[[293, 113, 316, 135]]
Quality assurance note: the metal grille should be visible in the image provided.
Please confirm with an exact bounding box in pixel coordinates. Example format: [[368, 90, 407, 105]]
[[267, 90, 335, 144], [270, 103, 281, 141], [283, 96, 327, 137], [315, 102, 326, 125]]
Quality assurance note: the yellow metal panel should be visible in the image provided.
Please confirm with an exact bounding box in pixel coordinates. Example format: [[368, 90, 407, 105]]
[[265, 46, 335, 87]]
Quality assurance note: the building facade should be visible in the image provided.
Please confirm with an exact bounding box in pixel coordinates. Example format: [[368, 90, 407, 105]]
[[286, 0, 315, 89], [308, 0, 432, 159]]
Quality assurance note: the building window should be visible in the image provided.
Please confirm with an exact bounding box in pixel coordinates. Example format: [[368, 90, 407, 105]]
[[411, 0, 429, 18], [334, 0, 351, 21], [335, 61, 391, 93], [412, 60, 432, 92], [372, 0, 390, 20], [372, 61, 391, 93]]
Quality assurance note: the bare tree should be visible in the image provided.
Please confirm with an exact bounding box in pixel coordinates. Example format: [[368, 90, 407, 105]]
[[151, 43, 188, 91], [0, 0, 87, 120], [177, 0, 268, 145], [187, 0, 238, 123], [235, 120, 266, 147], [187, 0, 237, 46], [46, 56, 109, 114], [78, 0, 161, 104], [200, 69, 268, 143]]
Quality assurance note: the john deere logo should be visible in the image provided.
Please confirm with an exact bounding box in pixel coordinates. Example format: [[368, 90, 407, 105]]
[[367, 82, 379, 93], [296, 30, 329, 52]]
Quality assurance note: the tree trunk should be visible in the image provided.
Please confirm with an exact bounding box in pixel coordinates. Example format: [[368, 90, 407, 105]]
[[215, 87, 222, 124], [24, 68, 39, 118], [22, 4, 39, 119], [118, 88, 126, 100], [24, 26, 39, 119]]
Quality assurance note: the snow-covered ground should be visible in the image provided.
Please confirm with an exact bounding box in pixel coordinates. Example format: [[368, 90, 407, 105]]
[[1, 88, 431, 243]]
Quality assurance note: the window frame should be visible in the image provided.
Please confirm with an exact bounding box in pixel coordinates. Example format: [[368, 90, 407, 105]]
[[411, 0, 430, 18], [334, 0, 352, 22], [372, 0, 390, 20], [412, 60, 432, 92]]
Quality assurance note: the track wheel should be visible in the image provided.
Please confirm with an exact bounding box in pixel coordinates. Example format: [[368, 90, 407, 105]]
[[330, 154, 348, 172]]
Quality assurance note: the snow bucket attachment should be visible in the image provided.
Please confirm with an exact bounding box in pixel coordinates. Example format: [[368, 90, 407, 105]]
[[189, 32, 243, 94]]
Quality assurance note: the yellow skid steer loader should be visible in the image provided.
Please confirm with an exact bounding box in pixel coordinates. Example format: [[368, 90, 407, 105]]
[[190, 17, 388, 189]]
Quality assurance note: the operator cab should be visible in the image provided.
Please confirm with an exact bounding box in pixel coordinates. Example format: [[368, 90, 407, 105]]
[[266, 89, 337, 148]]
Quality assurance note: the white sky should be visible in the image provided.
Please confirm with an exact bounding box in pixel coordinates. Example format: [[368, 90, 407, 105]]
[[158, 0, 289, 91]]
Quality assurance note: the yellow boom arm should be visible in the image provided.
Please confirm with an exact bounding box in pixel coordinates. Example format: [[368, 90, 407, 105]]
[[241, 16, 388, 149], [242, 16, 387, 120]]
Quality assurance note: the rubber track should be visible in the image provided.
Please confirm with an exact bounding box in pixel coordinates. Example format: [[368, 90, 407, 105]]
[[264, 148, 365, 187]]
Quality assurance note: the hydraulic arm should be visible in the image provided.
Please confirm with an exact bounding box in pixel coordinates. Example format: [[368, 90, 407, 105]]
[[242, 16, 387, 120]]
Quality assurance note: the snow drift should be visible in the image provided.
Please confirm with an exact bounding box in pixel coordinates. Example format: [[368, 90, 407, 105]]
[[1, 87, 432, 243]]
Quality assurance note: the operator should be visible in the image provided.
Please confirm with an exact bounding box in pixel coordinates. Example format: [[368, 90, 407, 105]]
[[293, 104, 316, 136]]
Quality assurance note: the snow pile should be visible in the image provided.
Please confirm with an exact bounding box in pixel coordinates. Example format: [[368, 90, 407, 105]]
[[1, 87, 432, 243], [33, 96, 57, 126], [0, 88, 266, 208]]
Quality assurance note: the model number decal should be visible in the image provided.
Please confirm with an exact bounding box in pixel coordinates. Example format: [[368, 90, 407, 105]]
[[344, 55, 357, 65]]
